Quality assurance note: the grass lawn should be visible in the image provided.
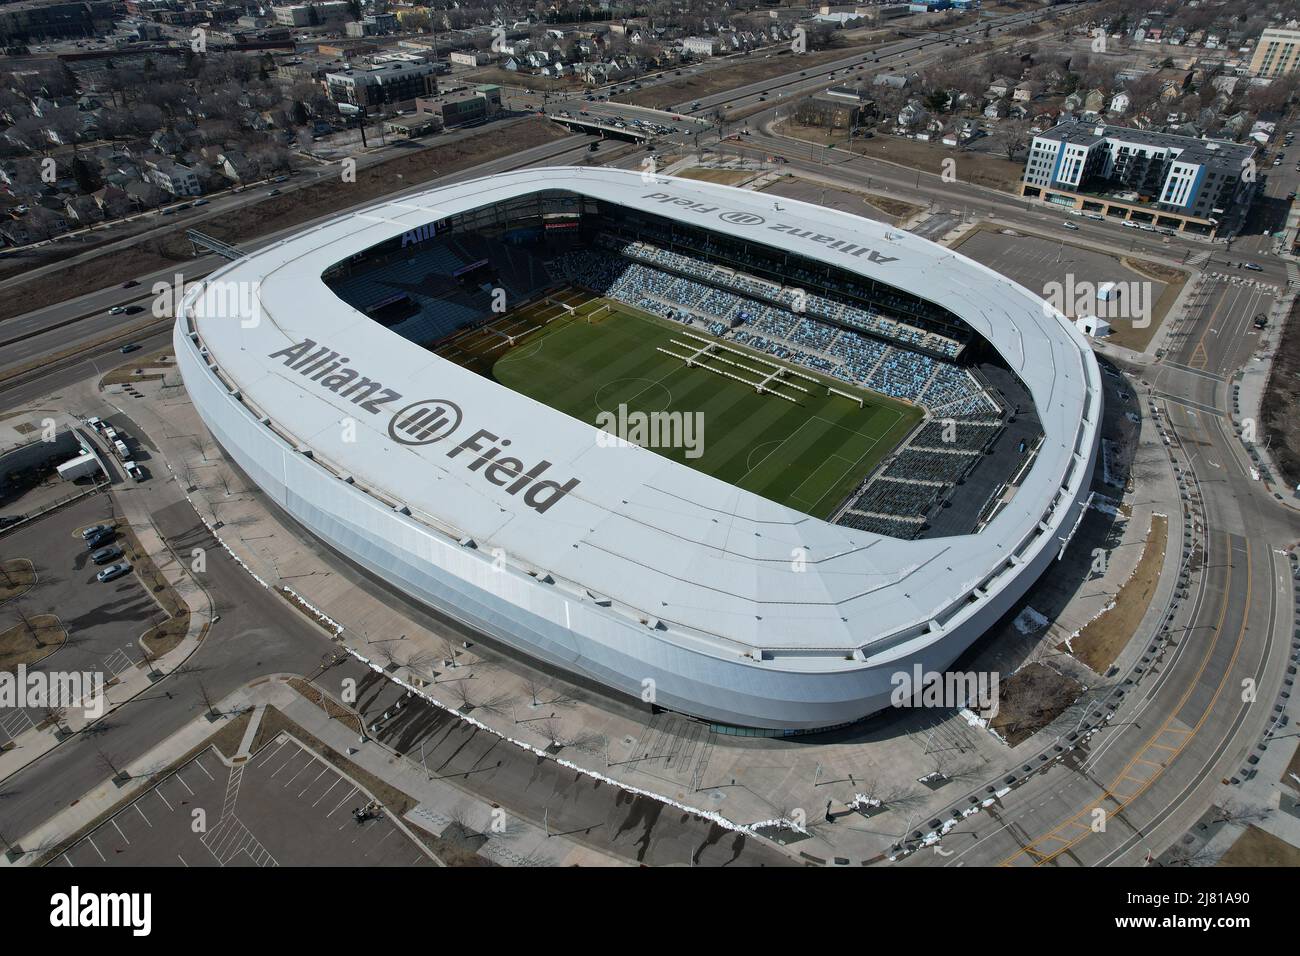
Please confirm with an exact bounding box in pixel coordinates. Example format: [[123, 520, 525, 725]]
[[444, 292, 920, 519]]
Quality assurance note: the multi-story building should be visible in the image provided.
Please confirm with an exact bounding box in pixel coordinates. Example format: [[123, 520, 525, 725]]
[[144, 158, 203, 197], [1021, 121, 1256, 236], [272, 2, 349, 28], [682, 36, 719, 56], [0, 1, 112, 44], [450, 50, 491, 67], [326, 61, 441, 108], [1249, 27, 1300, 79], [414, 85, 501, 127]]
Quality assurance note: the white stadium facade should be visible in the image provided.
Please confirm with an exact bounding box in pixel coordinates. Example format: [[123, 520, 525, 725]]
[[176, 167, 1102, 733]]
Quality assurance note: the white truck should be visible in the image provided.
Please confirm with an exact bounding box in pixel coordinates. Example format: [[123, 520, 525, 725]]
[[56, 452, 102, 482]]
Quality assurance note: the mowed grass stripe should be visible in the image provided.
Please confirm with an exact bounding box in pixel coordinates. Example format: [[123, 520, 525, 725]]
[[481, 299, 922, 519]]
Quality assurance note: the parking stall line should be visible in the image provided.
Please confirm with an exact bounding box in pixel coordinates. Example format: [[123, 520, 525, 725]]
[[311, 778, 343, 807], [154, 788, 175, 812], [134, 804, 153, 828], [86, 838, 106, 863], [174, 773, 195, 795], [327, 787, 359, 818], [193, 758, 216, 781], [177, 854, 189, 867], [111, 819, 131, 845], [280, 758, 313, 789], [61, 854, 74, 867], [267, 749, 302, 779], [299, 767, 329, 797], [250, 737, 290, 769]]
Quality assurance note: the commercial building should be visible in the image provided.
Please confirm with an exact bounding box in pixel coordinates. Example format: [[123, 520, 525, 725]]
[[326, 60, 441, 108], [272, 2, 349, 28], [414, 85, 501, 127], [1021, 121, 1256, 236]]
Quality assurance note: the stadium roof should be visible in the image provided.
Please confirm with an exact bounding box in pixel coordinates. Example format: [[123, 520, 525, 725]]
[[186, 167, 1100, 662]]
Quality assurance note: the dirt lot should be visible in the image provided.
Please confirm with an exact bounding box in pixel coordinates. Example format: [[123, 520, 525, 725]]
[[100, 349, 174, 388], [613, 41, 888, 111], [1261, 298, 1300, 487], [775, 122, 1027, 192], [990, 661, 1086, 747], [0, 117, 571, 323], [1217, 824, 1300, 866], [676, 168, 756, 186], [1109, 257, 1190, 353], [1063, 514, 1168, 675]]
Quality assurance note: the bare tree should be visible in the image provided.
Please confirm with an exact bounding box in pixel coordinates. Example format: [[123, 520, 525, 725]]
[[42, 705, 67, 735], [195, 679, 218, 718]]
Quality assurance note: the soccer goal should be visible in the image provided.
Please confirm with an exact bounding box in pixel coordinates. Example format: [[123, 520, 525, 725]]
[[828, 386, 865, 408]]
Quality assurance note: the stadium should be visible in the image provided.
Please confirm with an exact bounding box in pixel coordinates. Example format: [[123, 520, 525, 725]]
[[175, 167, 1102, 733]]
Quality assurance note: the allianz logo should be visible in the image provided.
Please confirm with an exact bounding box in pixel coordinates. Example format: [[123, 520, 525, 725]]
[[266, 339, 580, 515]]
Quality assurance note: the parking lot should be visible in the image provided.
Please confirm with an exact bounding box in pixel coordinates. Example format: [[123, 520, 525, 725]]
[[52, 736, 434, 867], [0, 495, 162, 747], [957, 226, 1168, 304]]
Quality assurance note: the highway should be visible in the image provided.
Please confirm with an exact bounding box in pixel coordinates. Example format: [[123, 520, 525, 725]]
[[0, 131, 611, 391]]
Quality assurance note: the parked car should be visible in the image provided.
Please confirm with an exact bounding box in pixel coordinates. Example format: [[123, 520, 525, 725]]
[[80, 524, 112, 540], [91, 545, 123, 565], [96, 562, 131, 583], [1062, 221, 1079, 230], [85, 529, 115, 550]]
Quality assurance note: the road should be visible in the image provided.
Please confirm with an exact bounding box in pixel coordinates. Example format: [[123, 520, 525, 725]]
[[895, 213, 1300, 869], [0, 131, 611, 387]]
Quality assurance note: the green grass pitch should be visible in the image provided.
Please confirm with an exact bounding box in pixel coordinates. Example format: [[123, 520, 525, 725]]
[[476, 299, 922, 520]]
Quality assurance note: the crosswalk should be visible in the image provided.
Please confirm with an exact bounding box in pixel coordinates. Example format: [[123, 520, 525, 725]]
[[1201, 272, 1281, 295]]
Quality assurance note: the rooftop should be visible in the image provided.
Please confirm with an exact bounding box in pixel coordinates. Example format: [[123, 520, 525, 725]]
[[183, 168, 1100, 660], [1037, 120, 1255, 172]]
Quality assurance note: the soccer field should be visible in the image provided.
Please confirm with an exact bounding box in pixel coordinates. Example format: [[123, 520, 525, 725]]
[[445, 295, 922, 520]]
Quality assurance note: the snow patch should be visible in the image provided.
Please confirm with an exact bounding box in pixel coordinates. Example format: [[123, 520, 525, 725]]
[[1013, 606, 1050, 635]]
